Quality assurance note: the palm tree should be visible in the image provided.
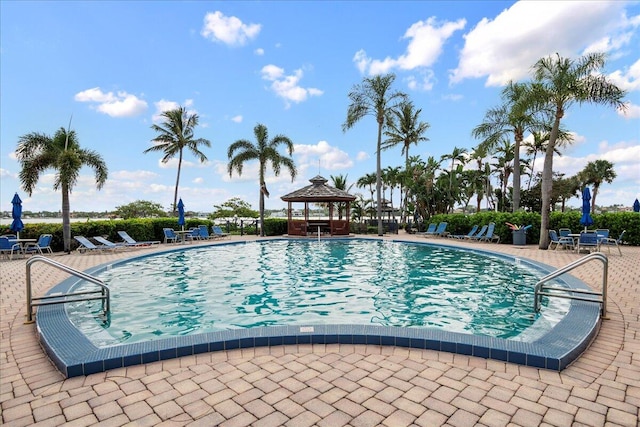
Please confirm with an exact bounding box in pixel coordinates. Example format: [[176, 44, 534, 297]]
[[382, 100, 430, 221], [143, 106, 211, 214], [357, 173, 376, 208], [343, 73, 407, 235], [228, 123, 297, 236], [472, 82, 543, 211], [523, 128, 571, 190], [530, 52, 626, 249], [579, 160, 617, 212], [440, 146, 468, 213], [330, 174, 353, 220], [16, 127, 108, 253]]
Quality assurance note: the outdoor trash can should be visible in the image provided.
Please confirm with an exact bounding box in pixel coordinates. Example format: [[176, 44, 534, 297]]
[[513, 229, 527, 245]]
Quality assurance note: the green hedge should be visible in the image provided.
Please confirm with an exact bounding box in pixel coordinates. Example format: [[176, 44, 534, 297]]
[[0, 218, 215, 252], [2, 212, 637, 252], [424, 211, 640, 245]]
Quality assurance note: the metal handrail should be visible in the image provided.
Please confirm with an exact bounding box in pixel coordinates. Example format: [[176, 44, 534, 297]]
[[25, 255, 110, 323], [534, 252, 608, 317]]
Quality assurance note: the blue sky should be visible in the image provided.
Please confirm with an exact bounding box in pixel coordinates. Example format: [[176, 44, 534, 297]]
[[1, 1, 639, 215]]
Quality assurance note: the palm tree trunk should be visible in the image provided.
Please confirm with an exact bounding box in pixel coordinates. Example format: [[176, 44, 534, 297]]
[[173, 149, 183, 215], [591, 186, 598, 213], [62, 183, 71, 253], [376, 124, 383, 236], [259, 188, 265, 237], [539, 113, 562, 249], [513, 137, 521, 212]]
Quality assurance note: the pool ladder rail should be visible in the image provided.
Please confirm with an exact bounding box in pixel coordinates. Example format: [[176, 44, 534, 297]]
[[534, 252, 608, 318], [25, 255, 110, 324]]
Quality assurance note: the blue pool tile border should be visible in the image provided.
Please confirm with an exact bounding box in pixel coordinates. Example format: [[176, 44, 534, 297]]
[[36, 239, 602, 377]]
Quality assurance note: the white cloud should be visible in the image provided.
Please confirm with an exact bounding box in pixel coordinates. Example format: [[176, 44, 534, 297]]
[[193, 177, 204, 184], [110, 170, 159, 181], [254, 48, 264, 56], [450, 1, 632, 86], [261, 65, 323, 107], [74, 87, 147, 117], [354, 17, 465, 77], [157, 158, 209, 169], [619, 102, 640, 119], [201, 11, 261, 46], [406, 70, 436, 91], [609, 58, 640, 91], [294, 140, 353, 170], [231, 115, 243, 123], [356, 151, 370, 161], [151, 99, 198, 123], [0, 168, 13, 178]]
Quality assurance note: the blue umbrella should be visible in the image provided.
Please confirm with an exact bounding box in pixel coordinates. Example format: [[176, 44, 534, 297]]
[[634, 198, 640, 213], [10, 193, 24, 238], [580, 187, 593, 231], [177, 198, 185, 230]]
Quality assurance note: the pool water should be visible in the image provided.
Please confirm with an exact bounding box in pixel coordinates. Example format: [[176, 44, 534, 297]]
[[67, 240, 569, 347]]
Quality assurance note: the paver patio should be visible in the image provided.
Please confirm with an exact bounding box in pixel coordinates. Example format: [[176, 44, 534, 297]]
[[1, 234, 638, 426]]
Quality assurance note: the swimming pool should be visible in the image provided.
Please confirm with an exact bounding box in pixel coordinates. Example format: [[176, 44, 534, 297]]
[[36, 239, 602, 377]]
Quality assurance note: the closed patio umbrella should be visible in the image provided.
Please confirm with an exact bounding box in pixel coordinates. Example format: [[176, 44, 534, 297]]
[[10, 193, 24, 239], [580, 187, 593, 231], [177, 198, 185, 231], [634, 198, 639, 213]]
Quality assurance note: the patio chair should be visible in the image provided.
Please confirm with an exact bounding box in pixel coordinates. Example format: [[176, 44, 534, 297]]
[[74, 236, 109, 253], [450, 225, 478, 239], [189, 227, 201, 240], [575, 231, 599, 253], [424, 222, 447, 237], [558, 228, 571, 238], [117, 231, 160, 246], [163, 228, 178, 244], [23, 234, 53, 255], [0, 236, 22, 260], [93, 236, 127, 250], [598, 230, 625, 256], [548, 230, 574, 251], [416, 223, 436, 236], [478, 222, 500, 243], [212, 226, 230, 239], [198, 225, 215, 240], [595, 229, 609, 245], [465, 225, 487, 241]]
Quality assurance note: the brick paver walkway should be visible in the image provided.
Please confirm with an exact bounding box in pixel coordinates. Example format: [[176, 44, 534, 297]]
[[1, 235, 638, 426]]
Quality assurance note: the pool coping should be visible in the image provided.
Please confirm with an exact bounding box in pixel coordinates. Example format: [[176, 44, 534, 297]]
[[36, 238, 602, 377]]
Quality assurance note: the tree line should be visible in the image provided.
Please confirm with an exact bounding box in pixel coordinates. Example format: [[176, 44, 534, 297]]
[[15, 52, 625, 251]]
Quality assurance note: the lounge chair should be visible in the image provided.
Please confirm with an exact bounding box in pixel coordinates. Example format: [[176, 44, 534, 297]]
[[189, 227, 202, 240], [548, 230, 574, 251], [23, 234, 53, 255], [74, 236, 110, 253], [478, 222, 500, 243], [467, 225, 488, 241], [117, 231, 160, 246], [212, 226, 230, 239], [416, 223, 436, 235], [0, 236, 21, 260], [93, 236, 127, 250], [450, 225, 478, 239], [575, 231, 599, 253], [424, 222, 447, 237], [598, 230, 625, 255], [163, 228, 178, 244], [198, 225, 215, 240]]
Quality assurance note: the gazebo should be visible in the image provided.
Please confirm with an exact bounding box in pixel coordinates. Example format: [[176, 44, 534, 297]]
[[281, 175, 356, 237]]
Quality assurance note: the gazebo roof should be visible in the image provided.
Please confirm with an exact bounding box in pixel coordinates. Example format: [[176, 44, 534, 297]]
[[281, 175, 356, 202]]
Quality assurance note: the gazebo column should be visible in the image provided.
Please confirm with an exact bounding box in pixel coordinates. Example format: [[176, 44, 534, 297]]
[[329, 204, 334, 235]]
